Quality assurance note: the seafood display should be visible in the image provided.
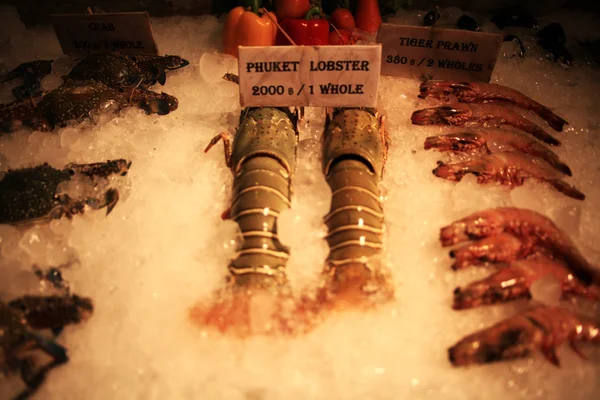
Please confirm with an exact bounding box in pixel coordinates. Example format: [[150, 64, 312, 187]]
[[0, 4, 599, 400], [320, 107, 393, 306], [190, 107, 300, 336], [1, 293, 93, 399], [411, 103, 560, 146], [418, 81, 568, 132], [449, 305, 600, 366], [432, 152, 584, 200], [0, 159, 131, 225]]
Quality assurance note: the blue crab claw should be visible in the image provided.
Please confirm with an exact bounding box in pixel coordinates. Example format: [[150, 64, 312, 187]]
[[85, 188, 120, 215], [16, 331, 68, 399], [1, 117, 23, 133], [104, 188, 120, 215], [164, 56, 190, 70], [157, 69, 167, 85], [142, 98, 171, 115]]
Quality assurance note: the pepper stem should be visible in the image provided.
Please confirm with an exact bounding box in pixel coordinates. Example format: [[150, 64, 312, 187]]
[[305, 6, 322, 20], [330, 23, 344, 43], [250, 0, 259, 14], [260, 7, 297, 46]]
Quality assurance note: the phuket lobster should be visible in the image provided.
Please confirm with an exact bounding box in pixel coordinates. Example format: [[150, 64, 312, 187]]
[[190, 106, 301, 336], [319, 107, 394, 306], [190, 106, 395, 336]]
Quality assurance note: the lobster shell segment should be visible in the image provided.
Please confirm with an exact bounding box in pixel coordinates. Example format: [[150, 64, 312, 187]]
[[322, 108, 386, 178], [231, 107, 298, 175]]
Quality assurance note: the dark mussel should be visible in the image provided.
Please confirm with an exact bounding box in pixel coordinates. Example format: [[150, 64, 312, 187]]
[[504, 34, 526, 58], [513, 14, 538, 29], [457, 15, 480, 32], [490, 14, 514, 30], [537, 23, 572, 66], [423, 8, 440, 27], [537, 22, 566, 49], [578, 38, 600, 66], [549, 45, 574, 66]]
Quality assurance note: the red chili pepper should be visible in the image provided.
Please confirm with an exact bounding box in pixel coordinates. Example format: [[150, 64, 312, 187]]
[[354, 0, 381, 34], [276, 7, 329, 46]]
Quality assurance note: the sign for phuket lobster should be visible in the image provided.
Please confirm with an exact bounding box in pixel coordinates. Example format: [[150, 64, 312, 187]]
[[51, 12, 159, 56], [377, 23, 503, 82], [238, 45, 381, 107]]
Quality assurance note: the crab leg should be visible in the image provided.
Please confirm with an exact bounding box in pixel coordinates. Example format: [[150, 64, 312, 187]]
[[2, 293, 93, 399], [15, 332, 68, 400]]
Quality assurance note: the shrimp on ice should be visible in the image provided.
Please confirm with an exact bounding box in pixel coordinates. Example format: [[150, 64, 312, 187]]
[[423, 129, 572, 176], [432, 151, 584, 200], [440, 207, 600, 286], [418, 80, 569, 131], [452, 255, 600, 309], [449, 232, 537, 270], [448, 305, 600, 366], [411, 103, 561, 146]]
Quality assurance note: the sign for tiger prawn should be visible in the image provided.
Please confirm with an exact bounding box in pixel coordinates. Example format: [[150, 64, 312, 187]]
[[51, 12, 159, 56], [376, 23, 503, 82], [238, 45, 381, 107]]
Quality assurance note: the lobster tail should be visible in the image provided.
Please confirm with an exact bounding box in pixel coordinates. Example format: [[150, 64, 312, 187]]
[[321, 108, 393, 304], [226, 107, 298, 287]]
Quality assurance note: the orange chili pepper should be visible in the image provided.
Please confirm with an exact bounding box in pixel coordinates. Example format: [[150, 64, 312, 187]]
[[222, 5, 277, 58]]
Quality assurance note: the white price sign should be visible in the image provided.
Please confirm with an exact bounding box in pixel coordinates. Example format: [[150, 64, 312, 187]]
[[377, 23, 503, 82], [238, 45, 381, 108], [51, 12, 159, 56]]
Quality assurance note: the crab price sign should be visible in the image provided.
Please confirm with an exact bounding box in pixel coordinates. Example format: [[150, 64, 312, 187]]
[[51, 12, 159, 56], [238, 45, 381, 108], [376, 23, 503, 82]]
